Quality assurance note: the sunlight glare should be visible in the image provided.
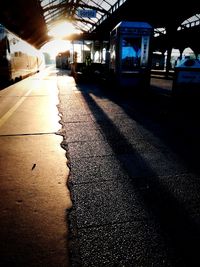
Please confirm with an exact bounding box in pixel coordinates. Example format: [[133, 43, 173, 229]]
[[40, 39, 72, 60], [48, 21, 82, 38]]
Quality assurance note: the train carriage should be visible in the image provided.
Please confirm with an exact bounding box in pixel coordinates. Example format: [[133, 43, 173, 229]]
[[0, 24, 44, 84]]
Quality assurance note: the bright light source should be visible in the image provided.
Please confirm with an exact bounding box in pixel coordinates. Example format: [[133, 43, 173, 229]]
[[40, 40, 72, 60], [48, 21, 82, 38]]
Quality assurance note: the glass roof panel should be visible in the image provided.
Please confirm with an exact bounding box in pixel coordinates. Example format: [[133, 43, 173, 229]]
[[177, 14, 200, 31], [182, 14, 200, 24], [39, 0, 127, 33]]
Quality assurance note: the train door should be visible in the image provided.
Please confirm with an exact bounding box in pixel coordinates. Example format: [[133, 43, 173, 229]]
[[0, 25, 12, 82]]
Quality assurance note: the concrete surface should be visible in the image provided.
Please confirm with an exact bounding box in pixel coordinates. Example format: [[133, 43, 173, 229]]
[[57, 72, 200, 267], [0, 69, 72, 267], [1, 67, 200, 267]]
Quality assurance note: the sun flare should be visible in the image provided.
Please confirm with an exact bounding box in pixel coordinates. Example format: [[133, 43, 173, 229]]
[[48, 21, 82, 38], [40, 40, 72, 60]]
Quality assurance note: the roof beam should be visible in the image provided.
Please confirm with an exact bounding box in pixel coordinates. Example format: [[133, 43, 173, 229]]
[[42, 2, 110, 15], [74, 17, 96, 26]]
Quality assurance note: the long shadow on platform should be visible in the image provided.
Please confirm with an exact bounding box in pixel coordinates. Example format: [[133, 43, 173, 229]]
[[73, 80, 200, 267]]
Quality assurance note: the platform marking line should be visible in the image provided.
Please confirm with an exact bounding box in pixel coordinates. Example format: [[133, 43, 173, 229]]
[[0, 88, 33, 128]]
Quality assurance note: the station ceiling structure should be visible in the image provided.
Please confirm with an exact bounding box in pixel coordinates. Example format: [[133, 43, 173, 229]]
[[0, 0, 200, 51]]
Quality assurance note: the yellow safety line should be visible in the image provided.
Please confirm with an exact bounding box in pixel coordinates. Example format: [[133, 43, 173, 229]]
[[0, 88, 33, 128]]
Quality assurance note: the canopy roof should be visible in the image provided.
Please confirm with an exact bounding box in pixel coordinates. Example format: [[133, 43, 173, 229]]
[[39, 0, 123, 33], [0, 0, 199, 48]]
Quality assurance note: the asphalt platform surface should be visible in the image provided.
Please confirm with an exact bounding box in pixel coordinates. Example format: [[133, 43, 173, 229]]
[[57, 71, 200, 267]]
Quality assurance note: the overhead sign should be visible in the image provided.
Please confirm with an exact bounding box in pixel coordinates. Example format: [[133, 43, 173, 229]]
[[78, 9, 96, 18]]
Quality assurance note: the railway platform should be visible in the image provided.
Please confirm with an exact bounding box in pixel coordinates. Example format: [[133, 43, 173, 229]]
[[1, 67, 200, 267], [0, 68, 72, 267], [58, 69, 200, 267]]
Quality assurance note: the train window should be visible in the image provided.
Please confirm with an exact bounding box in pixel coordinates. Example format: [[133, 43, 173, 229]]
[[6, 38, 10, 53]]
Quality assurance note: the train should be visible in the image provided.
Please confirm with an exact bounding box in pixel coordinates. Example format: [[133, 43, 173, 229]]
[[56, 50, 71, 69], [0, 24, 45, 85]]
